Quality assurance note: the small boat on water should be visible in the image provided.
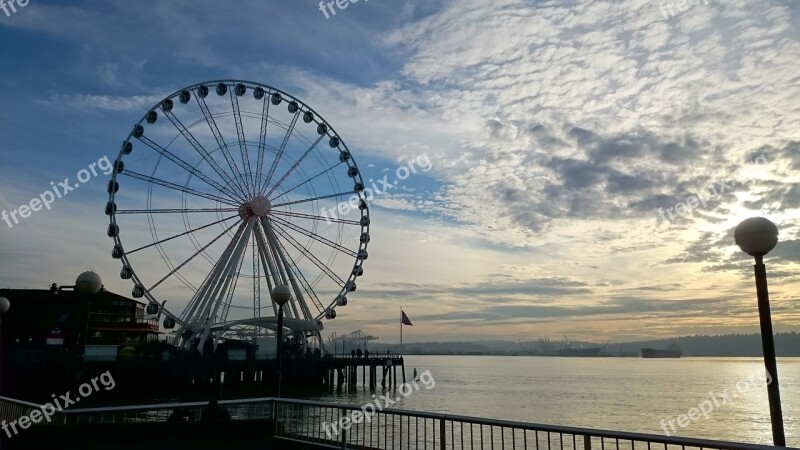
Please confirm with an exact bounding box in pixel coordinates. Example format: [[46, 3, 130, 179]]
[[641, 344, 681, 358]]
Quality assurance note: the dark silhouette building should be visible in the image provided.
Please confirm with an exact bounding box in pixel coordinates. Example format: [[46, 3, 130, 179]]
[[0, 285, 159, 353]]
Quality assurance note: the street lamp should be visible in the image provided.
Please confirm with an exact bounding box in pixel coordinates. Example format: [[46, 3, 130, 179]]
[[734, 217, 785, 446], [271, 285, 292, 397]]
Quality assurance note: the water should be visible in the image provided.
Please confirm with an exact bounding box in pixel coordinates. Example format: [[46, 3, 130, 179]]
[[311, 356, 800, 446]]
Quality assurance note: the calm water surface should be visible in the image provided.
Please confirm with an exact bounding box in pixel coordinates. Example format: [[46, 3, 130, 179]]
[[311, 356, 800, 446]]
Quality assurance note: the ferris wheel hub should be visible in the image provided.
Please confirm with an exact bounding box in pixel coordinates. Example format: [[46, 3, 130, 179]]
[[239, 195, 272, 219]]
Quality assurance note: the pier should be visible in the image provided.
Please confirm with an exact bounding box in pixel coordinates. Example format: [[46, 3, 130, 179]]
[[1, 349, 405, 405], [325, 356, 406, 389]]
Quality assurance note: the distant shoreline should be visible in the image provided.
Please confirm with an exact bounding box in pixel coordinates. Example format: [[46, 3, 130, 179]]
[[394, 352, 800, 358], [366, 332, 800, 357]]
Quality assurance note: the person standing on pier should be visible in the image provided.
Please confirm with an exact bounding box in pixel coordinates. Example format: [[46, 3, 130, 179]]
[[201, 399, 230, 422], [356, 348, 362, 358]]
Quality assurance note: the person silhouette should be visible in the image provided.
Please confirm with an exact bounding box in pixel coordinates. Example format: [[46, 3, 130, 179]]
[[201, 399, 230, 422], [413, 368, 418, 380]]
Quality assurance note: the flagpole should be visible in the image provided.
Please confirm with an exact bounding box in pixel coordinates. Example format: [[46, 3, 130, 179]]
[[400, 307, 403, 356]]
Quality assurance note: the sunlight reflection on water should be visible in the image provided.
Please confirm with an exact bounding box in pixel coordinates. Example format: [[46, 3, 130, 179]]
[[311, 356, 799, 446]]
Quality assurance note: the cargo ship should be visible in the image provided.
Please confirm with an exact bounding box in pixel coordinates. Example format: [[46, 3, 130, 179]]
[[641, 344, 681, 358]]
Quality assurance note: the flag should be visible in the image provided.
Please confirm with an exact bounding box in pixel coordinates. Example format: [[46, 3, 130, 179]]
[[401, 310, 413, 326]]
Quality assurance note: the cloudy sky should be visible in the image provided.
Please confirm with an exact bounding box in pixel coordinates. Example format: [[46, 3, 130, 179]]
[[1, 0, 798, 344]]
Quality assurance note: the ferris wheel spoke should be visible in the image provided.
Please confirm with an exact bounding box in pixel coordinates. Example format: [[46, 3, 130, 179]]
[[229, 89, 253, 192], [263, 109, 301, 190], [135, 135, 242, 201], [270, 215, 357, 258], [161, 108, 250, 200], [273, 162, 344, 200], [116, 208, 239, 215], [125, 214, 240, 256], [195, 95, 252, 199], [254, 93, 271, 196], [292, 266, 325, 314], [122, 170, 239, 207], [264, 134, 324, 197], [272, 191, 357, 209], [271, 210, 361, 226], [268, 219, 346, 286], [146, 218, 243, 292]]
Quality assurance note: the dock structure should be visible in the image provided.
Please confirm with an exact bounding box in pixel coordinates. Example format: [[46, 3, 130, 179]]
[[1, 348, 405, 405], [325, 356, 405, 389]]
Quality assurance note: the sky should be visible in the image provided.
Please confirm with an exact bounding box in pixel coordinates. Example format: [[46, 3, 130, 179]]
[[0, 0, 798, 344]]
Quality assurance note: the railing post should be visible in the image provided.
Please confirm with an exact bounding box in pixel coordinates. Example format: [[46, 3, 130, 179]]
[[440, 417, 446, 450], [341, 407, 348, 450], [584, 434, 592, 450], [272, 400, 278, 437]]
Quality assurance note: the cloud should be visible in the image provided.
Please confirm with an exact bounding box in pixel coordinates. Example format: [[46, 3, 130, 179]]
[[40, 94, 162, 112], [1, 0, 798, 342]]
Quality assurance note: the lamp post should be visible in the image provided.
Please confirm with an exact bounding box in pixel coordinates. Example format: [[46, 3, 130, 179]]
[[734, 217, 785, 447], [271, 285, 292, 397], [0, 297, 10, 395]]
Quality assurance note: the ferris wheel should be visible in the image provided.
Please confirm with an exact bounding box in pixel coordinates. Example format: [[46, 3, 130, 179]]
[[105, 79, 370, 353]]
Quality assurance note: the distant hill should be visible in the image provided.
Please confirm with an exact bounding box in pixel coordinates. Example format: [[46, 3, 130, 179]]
[[371, 332, 800, 357], [609, 332, 800, 357]]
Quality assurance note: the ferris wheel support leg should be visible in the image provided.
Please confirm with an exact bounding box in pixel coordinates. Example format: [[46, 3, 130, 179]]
[[181, 221, 248, 350], [177, 221, 249, 349], [272, 237, 314, 322], [254, 221, 283, 317], [261, 217, 313, 321], [261, 218, 301, 320], [196, 221, 255, 353], [181, 221, 248, 327]]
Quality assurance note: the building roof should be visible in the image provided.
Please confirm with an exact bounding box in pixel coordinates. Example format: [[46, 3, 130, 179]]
[[0, 287, 148, 306]]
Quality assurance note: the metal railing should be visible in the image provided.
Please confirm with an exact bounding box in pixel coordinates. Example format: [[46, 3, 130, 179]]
[[0, 396, 792, 450], [0, 397, 45, 424], [0, 396, 276, 425], [270, 399, 791, 450]]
